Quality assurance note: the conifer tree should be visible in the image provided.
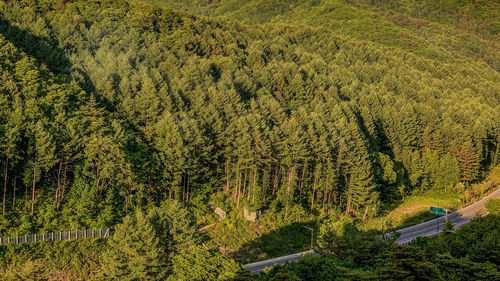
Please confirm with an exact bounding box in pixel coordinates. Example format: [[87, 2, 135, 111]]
[[29, 120, 57, 215], [104, 209, 167, 280], [150, 200, 199, 254], [436, 153, 460, 191], [454, 140, 480, 183], [154, 111, 185, 200], [168, 246, 242, 281], [0, 99, 22, 214], [340, 122, 378, 218], [279, 114, 309, 217]]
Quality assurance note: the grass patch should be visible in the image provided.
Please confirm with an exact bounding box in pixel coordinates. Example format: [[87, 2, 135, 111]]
[[364, 190, 461, 231], [486, 198, 500, 215], [233, 221, 316, 263]]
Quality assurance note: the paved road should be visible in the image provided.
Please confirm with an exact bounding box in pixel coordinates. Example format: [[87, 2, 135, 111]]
[[244, 250, 315, 274], [396, 187, 500, 244], [244, 187, 500, 273]]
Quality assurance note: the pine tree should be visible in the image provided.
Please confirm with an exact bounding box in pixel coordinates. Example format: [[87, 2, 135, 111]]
[[154, 111, 185, 200], [104, 209, 167, 280], [380, 245, 438, 280], [422, 149, 440, 188], [454, 140, 480, 183], [168, 246, 242, 281], [151, 200, 199, 254], [279, 114, 309, 217], [341, 123, 378, 219], [0, 96, 22, 214], [398, 103, 422, 150], [83, 133, 133, 212], [122, 71, 164, 142], [29, 120, 57, 216], [436, 153, 460, 191]]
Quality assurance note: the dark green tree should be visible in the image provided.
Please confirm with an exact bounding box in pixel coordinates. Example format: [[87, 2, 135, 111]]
[[103, 209, 168, 280]]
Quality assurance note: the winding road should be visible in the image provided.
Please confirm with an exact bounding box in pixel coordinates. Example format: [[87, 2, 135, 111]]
[[244, 187, 500, 274], [396, 187, 500, 244]]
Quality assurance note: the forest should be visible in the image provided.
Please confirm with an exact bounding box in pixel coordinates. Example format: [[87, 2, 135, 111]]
[[0, 0, 498, 279]]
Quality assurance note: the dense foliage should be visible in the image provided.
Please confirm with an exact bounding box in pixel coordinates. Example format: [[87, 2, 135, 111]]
[[0, 201, 243, 280], [146, 0, 500, 72], [0, 0, 498, 278], [0, 0, 498, 230]]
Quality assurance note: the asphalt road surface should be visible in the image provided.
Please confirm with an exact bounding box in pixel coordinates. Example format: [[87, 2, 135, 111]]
[[244, 250, 315, 274], [396, 186, 500, 244], [244, 187, 500, 273]]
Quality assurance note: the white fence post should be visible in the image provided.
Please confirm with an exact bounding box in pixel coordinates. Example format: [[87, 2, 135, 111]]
[[0, 228, 113, 245]]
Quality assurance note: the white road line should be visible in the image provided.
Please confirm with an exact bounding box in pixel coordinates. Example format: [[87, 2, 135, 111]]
[[245, 187, 500, 273]]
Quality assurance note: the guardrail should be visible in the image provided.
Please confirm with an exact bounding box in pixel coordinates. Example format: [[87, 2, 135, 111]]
[[0, 228, 111, 245]]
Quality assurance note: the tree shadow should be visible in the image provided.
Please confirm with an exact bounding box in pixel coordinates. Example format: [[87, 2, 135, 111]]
[[0, 18, 71, 75], [0, 18, 96, 95], [233, 221, 316, 264], [393, 209, 437, 229]]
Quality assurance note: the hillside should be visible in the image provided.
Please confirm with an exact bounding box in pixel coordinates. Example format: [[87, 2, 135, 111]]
[[0, 0, 496, 225], [0, 0, 498, 279], [146, 0, 500, 73]]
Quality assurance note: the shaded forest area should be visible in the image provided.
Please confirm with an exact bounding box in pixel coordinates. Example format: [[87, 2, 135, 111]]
[[0, 0, 498, 236]]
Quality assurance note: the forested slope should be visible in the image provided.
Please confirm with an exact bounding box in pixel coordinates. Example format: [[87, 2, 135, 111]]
[[0, 0, 498, 237], [147, 0, 500, 73]]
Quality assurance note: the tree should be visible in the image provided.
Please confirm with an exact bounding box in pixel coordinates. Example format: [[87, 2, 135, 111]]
[[436, 153, 460, 191], [154, 111, 185, 200], [103, 209, 168, 280], [268, 272, 302, 281], [434, 254, 500, 281], [442, 220, 455, 234], [380, 245, 439, 281], [150, 200, 199, 254], [279, 114, 309, 217], [318, 220, 393, 266], [168, 246, 242, 281], [339, 122, 378, 218], [453, 140, 480, 183], [28, 120, 57, 216], [83, 134, 133, 208], [0, 99, 22, 215]]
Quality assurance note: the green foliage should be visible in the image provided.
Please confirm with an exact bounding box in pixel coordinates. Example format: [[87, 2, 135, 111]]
[[149, 0, 500, 72], [152, 200, 199, 254], [0, 0, 499, 278], [442, 220, 455, 234], [260, 255, 340, 281], [0, 239, 108, 280], [267, 272, 302, 281], [379, 245, 438, 280], [103, 209, 167, 280], [103, 201, 200, 280], [485, 198, 500, 215], [262, 215, 500, 281], [414, 215, 500, 268], [168, 246, 242, 281], [317, 219, 393, 266], [434, 253, 500, 281], [0, 0, 497, 233]]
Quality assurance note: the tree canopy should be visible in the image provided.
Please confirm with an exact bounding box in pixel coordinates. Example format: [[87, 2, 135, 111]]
[[0, 0, 498, 278]]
